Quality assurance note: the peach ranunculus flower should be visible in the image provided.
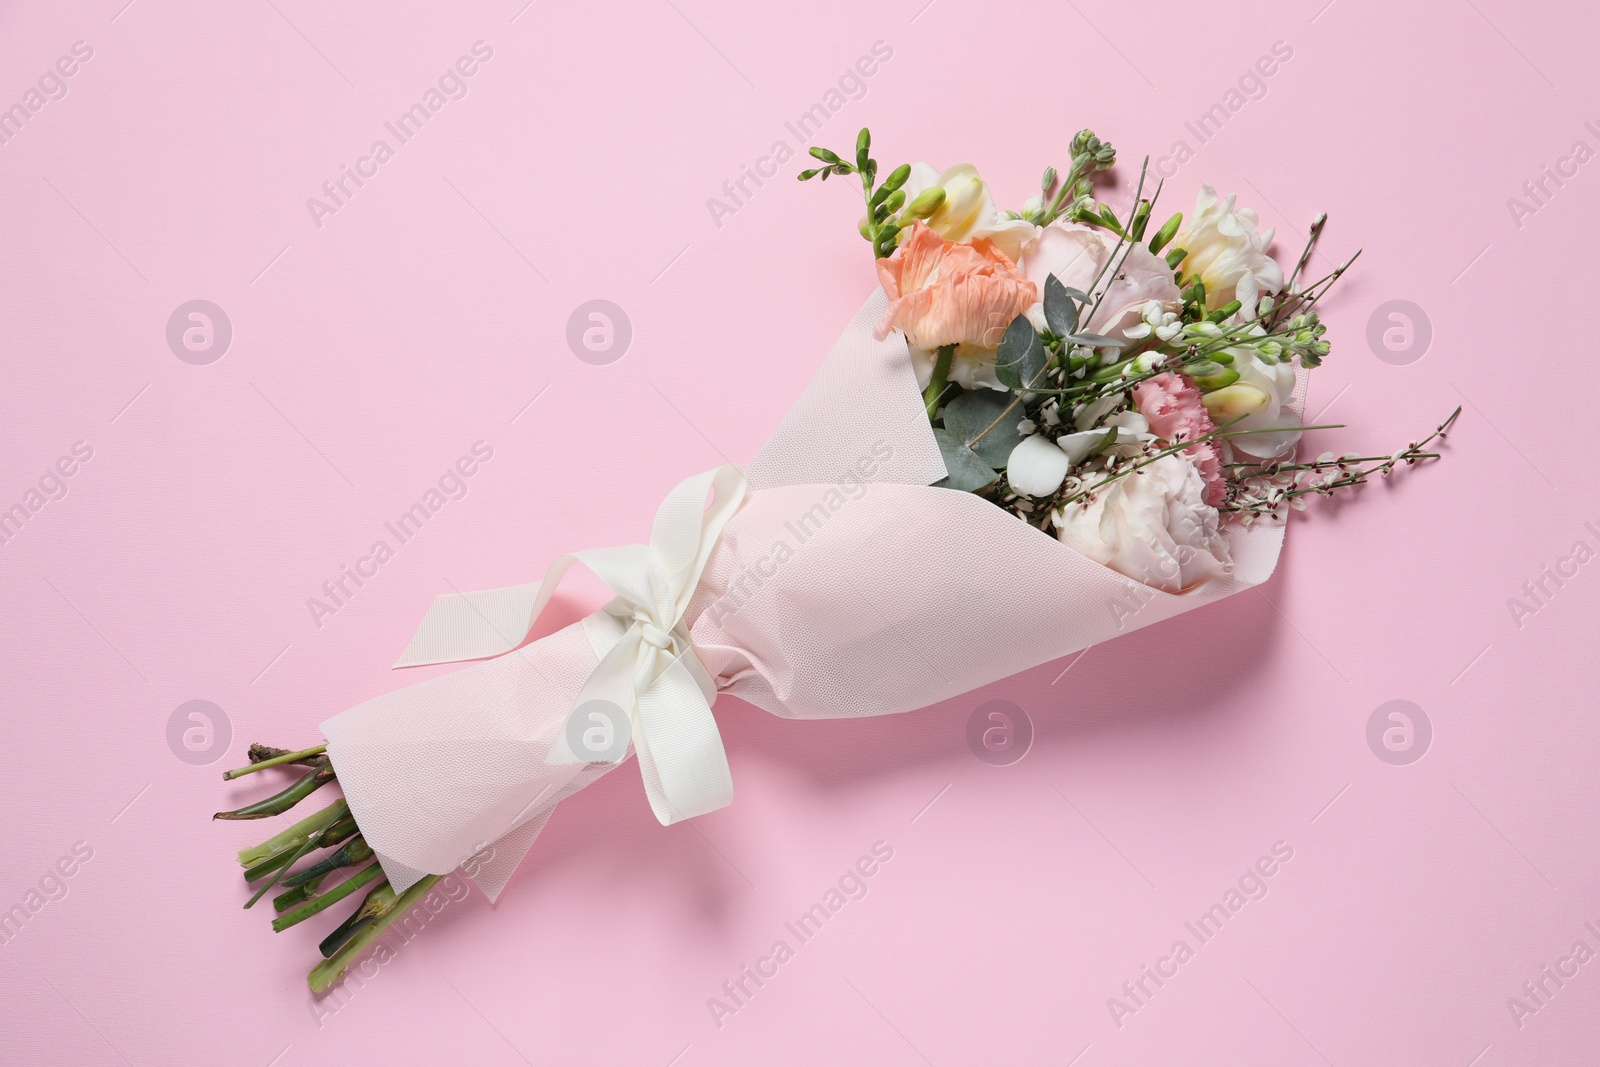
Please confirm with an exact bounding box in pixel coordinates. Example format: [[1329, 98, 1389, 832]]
[[875, 222, 1038, 351]]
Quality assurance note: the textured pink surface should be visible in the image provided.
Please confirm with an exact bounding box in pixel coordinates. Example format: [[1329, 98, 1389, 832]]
[[2, 1, 1597, 1064]]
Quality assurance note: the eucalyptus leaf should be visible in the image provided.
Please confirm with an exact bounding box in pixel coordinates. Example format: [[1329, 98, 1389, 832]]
[[1042, 275, 1078, 336], [931, 429, 999, 492], [943, 389, 1026, 467], [1064, 332, 1124, 349], [1063, 286, 1090, 303], [994, 315, 1047, 391]]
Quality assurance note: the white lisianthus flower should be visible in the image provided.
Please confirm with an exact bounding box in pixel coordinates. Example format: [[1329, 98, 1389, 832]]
[[899, 163, 1034, 260], [1007, 435, 1071, 497], [1055, 453, 1232, 594], [1174, 184, 1284, 320], [907, 342, 1007, 392], [1018, 224, 1181, 340]]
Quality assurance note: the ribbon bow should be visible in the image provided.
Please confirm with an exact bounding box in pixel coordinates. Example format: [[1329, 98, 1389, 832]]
[[393, 465, 747, 826]]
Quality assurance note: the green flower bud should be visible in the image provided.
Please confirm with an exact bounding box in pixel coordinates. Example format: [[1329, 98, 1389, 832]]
[[882, 163, 911, 194], [875, 219, 901, 254], [905, 186, 945, 219], [1192, 368, 1240, 392], [1207, 300, 1242, 323], [1148, 212, 1183, 254], [855, 128, 871, 172], [1130, 200, 1152, 241], [882, 189, 906, 215], [798, 168, 820, 181], [1041, 166, 1057, 194], [1165, 246, 1189, 269], [809, 146, 842, 164]]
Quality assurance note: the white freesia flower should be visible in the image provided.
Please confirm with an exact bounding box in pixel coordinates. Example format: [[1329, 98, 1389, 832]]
[[1204, 332, 1302, 459], [1055, 453, 1232, 594], [899, 163, 1034, 260], [1174, 184, 1284, 320], [1007, 435, 1071, 497]]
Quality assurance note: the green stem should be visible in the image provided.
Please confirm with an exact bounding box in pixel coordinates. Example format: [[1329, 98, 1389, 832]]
[[319, 883, 398, 958], [282, 835, 372, 889], [245, 826, 328, 909], [309, 875, 441, 995], [273, 863, 385, 932], [1272, 213, 1329, 330], [273, 874, 327, 913], [1055, 421, 1345, 509], [237, 799, 349, 869], [923, 345, 954, 419], [223, 744, 327, 781], [214, 761, 335, 821]]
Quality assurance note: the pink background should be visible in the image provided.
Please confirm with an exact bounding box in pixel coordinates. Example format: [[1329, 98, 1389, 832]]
[[2, 0, 1597, 1063]]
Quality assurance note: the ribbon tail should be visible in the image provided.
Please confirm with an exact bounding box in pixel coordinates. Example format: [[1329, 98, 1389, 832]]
[[633, 652, 732, 825], [393, 556, 583, 668]]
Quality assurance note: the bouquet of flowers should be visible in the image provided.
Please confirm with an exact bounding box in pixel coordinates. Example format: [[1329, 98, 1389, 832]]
[[217, 128, 1455, 994]]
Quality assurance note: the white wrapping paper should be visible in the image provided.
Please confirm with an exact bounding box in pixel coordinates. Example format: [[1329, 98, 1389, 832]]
[[321, 291, 1295, 901]]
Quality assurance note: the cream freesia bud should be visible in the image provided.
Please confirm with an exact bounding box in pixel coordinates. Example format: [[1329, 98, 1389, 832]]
[[905, 187, 945, 219], [897, 163, 1035, 257], [933, 172, 987, 235], [1200, 383, 1270, 423]]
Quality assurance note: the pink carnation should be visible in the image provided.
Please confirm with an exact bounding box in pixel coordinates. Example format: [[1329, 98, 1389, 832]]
[[1133, 373, 1226, 506]]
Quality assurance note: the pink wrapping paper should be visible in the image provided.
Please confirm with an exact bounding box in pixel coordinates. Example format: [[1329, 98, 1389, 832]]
[[322, 290, 1296, 901]]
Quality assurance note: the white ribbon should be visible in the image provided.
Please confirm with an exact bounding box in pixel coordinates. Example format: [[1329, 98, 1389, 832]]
[[393, 465, 747, 826]]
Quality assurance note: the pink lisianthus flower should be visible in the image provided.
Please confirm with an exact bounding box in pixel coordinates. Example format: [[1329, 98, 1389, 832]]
[[875, 222, 1038, 351], [1134, 373, 1227, 506]]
